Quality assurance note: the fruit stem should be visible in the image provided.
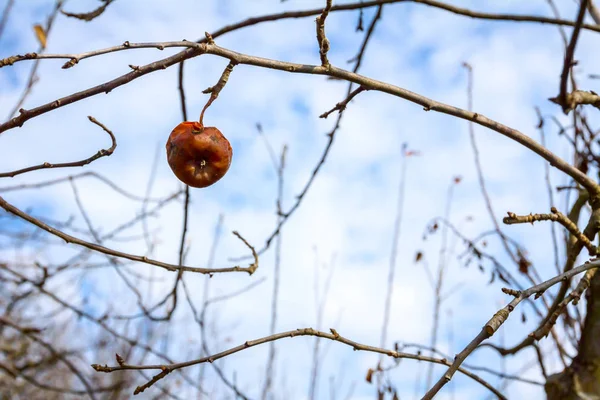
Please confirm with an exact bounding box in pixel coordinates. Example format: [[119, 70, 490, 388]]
[[198, 96, 215, 125], [198, 61, 236, 124]]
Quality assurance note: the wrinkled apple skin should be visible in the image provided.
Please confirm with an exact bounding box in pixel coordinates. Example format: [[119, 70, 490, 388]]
[[166, 121, 232, 188]]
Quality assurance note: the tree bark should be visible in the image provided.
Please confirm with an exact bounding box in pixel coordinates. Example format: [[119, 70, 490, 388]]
[[546, 272, 600, 399]]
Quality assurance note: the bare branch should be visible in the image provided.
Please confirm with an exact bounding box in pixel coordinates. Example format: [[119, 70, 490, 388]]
[[61, 0, 115, 22], [315, 0, 333, 68], [0, 0, 15, 40], [92, 327, 504, 398], [503, 208, 597, 255], [319, 86, 366, 118], [3, 41, 596, 197], [0, 315, 97, 400], [0, 196, 257, 275], [0, 116, 116, 178], [6, 0, 64, 119], [422, 259, 600, 399], [199, 60, 237, 124], [549, 89, 600, 113], [555, 0, 589, 114]]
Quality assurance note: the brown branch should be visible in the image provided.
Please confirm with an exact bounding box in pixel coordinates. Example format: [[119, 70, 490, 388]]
[[347, 4, 383, 72], [463, 63, 522, 272], [589, 0, 600, 24], [0, 45, 206, 132], [261, 140, 287, 400], [0, 116, 116, 178], [92, 327, 504, 398], [3, 0, 600, 70], [315, 0, 333, 68], [0, 363, 125, 396], [549, 89, 600, 113], [0, 195, 257, 275], [1, 263, 194, 382], [204, 44, 600, 194], [236, 7, 385, 261], [61, 0, 115, 22], [199, 60, 237, 124], [232, 231, 259, 275], [6, 0, 64, 119], [378, 141, 410, 390], [487, 199, 600, 359], [319, 86, 366, 118], [3, 42, 596, 197], [535, 107, 561, 275], [0, 171, 174, 203], [177, 58, 189, 121], [425, 177, 459, 388], [556, 0, 589, 114], [503, 208, 597, 255], [530, 268, 598, 340], [0, 315, 97, 400], [0, 0, 15, 41], [400, 342, 544, 386], [422, 259, 600, 399]]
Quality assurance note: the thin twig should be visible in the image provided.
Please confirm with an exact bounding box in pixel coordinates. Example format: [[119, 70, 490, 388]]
[[319, 86, 366, 118], [61, 0, 115, 22], [556, 0, 589, 114], [0, 0, 15, 40], [92, 327, 504, 398], [379, 142, 409, 358], [535, 107, 561, 275], [7, 0, 64, 120], [462, 63, 520, 267], [3, 42, 597, 198], [422, 259, 600, 399], [199, 60, 236, 124], [0, 115, 116, 178], [426, 177, 458, 388], [0, 195, 257, 275], [0, 316, 97, 400], [262, 141, 287, 400], [0, 171, 173, 203], [503, 208, 597, 255], [315, 0, 333, 67]]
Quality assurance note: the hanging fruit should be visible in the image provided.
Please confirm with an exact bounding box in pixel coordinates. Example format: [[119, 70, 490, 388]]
[[166, 121, 232, 188], [166, 61, 237, 188]]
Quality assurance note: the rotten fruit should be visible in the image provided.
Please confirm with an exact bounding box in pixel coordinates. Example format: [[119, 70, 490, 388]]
[[166, 121, 232, 188]]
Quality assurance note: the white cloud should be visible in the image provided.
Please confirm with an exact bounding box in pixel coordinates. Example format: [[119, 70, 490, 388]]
[[2, 0, 596, 398]]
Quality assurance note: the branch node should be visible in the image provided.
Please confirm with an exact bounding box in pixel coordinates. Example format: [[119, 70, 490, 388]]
[[315, 0, 333, 68]]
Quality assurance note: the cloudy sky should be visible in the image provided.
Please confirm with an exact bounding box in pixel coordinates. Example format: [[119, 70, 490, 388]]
[[1, 0, 599, 399]]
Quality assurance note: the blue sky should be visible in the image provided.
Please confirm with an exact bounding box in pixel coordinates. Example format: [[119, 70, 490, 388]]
[[2, 0, 599, 399]]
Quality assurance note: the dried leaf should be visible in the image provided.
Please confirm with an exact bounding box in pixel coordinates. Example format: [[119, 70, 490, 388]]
[[415, 251, 423, 262], [366, 368, 374, 383], [518, 257, 531, 274], [33, 24, 46, 49]]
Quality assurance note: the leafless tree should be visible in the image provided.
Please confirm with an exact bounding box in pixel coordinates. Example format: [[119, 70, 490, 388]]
[[2, 0, 600, 399]]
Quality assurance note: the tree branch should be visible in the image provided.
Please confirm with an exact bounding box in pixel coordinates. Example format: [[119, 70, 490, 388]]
[[422, 259, 600, 399]]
